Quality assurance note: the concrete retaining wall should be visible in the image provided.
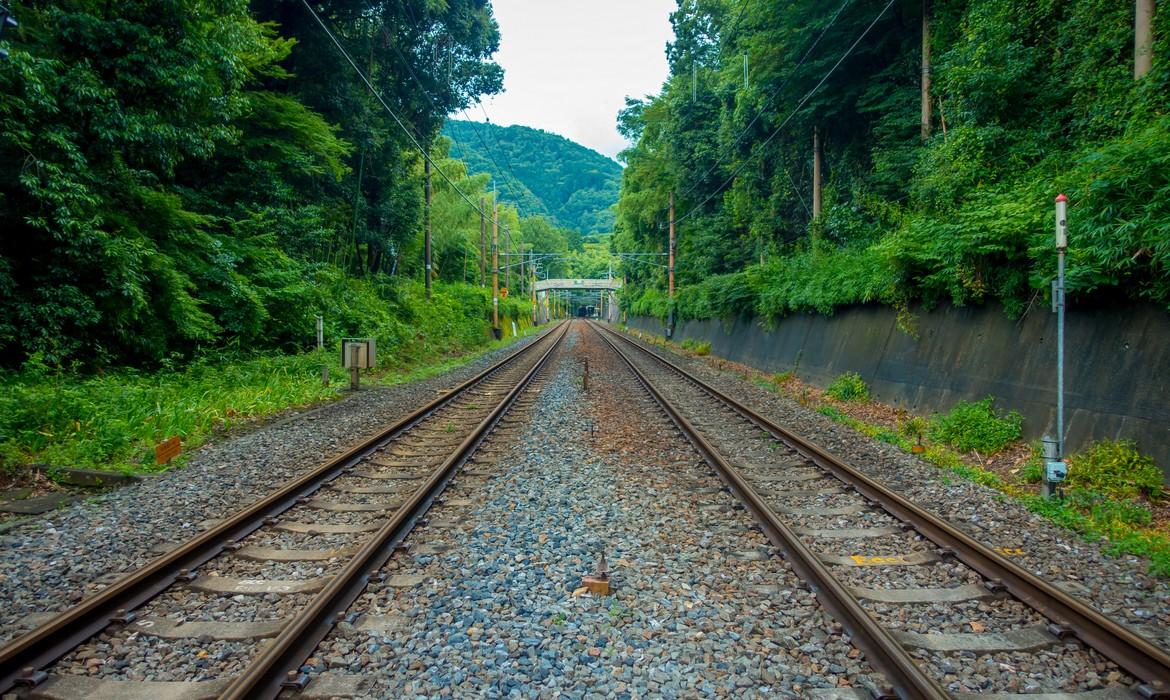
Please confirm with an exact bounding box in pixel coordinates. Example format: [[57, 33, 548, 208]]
[[625, 303, 1170, 474]]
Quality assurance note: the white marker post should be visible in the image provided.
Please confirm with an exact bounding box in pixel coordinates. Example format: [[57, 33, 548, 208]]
[[1045, 194, 1070, 498]]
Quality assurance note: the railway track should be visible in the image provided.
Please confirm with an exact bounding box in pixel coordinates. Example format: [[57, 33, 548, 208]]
[[590, 320, 1170, 700], [0, 321, 568, 699]]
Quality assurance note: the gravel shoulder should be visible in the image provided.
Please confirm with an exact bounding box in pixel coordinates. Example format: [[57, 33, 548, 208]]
[[613, 325, 1170, 649], [0, 334, 540, 643], [304, 323, 881, 698]]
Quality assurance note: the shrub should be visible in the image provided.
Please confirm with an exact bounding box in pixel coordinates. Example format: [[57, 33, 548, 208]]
[[825, 372, 870, 402], [928, 397, 1022, 454], [1067, 440, 1163, 499]]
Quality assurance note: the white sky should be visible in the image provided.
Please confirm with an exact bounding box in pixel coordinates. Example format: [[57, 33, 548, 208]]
[[473, 0, 677, 162]]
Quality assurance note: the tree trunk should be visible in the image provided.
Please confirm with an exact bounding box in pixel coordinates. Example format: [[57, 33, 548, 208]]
[[921, 0, 932, 139], [1136, 0, 1154, 79]]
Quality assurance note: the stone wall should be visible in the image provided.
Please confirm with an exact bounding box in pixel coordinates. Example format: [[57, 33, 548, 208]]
[[625, 303, 1170, 475]]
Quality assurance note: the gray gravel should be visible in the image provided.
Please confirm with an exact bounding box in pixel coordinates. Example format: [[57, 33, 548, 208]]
[[612, 324, 1137, 693], [304, 323, 884, 698], [622, 326, 1170, 647], [0, 335, 540, 643]]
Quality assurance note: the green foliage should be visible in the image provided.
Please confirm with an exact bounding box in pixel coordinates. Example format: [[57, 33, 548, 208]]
[[614, 0, 1170, 320], [0, 0, 506, 369], [825, 372, 870, 402], [679, 338, 711, 356], [928, 397, 1022, 454], [0, 282, 527, 473], [1067, 440, 1163, 499], [443, 121, 621, 235]]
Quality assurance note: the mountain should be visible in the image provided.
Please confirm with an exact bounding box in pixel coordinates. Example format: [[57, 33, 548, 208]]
[[441, 120, 621, 236]]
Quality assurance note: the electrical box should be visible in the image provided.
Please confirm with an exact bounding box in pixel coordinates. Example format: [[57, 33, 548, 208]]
[[341, 338, 376, 369], [1045, 460, 1067, 483]]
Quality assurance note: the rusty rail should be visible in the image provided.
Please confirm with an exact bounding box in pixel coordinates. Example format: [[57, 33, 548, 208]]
[[219, 320, 568, 698], [593, 321, 1170, 698], [0, 321, 566, 695]]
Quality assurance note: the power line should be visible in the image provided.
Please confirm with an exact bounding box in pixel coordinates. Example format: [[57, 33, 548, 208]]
[[380, 28, 526, 224], [674, 0, 894, 226], [678, 0, 852, 202], [300, 0, 498, 226]]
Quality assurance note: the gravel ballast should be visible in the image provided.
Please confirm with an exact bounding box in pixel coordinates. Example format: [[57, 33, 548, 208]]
[[303, 324, 882, 698], [0, 335, 540, 643]]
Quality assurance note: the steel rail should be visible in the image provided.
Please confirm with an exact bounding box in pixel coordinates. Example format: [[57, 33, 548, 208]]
[[0, 322, 565, 694], [594, 321, 1170, 697], [219, 320, 569, 698], [591, 322, 947, 700]]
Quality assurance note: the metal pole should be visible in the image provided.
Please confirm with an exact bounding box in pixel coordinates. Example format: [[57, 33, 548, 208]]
[[505, 226, 512, 294], [531, 251, 537, 326], [1055, 194, 1068, 461], [668, 192, 676, 338], [316, 315, 323, 350], [1044, 194, 1069, 499], [424, 154, 432, 299], [492, 203, 500, 339]]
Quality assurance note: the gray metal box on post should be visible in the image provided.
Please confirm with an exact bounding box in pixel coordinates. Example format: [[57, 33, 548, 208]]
[[341, 338, 376, 390]]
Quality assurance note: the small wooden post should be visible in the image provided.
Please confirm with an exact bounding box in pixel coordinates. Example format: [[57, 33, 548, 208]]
[[349, 344, 360, 390]]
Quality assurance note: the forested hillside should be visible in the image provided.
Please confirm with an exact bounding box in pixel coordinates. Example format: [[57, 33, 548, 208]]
[[443, 120, 622, 236], [616, 0, 1170, 322], [0, 0, 599, 371]]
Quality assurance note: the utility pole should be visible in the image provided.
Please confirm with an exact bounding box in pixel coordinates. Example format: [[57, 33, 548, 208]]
[[505, 226, 512, 294], [479, 196, 487, 286], [668, 192, 676, 339], [1136, 0, 1154, 79], [492, 203, 500, 339], [424, 154, 432, 299], [812, 127, 823, 221], [921, 0, 932, 140], [743, 53, 749, 88], [531, 251, 537, 325]]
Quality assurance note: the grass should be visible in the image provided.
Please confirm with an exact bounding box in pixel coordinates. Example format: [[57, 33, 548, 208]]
[[928, 397, 1023, 454], [825, 372, 870, 402], [0, 316, 545, 477]]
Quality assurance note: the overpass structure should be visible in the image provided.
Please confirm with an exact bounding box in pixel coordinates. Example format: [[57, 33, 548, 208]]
[[533, 278, 622, 293], [533, 278, 622, 324]]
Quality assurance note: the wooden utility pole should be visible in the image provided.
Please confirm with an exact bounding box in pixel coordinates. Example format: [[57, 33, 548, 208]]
[[1136, 0, 1154, 79], [812, 127, 823, 220], [505, 226, 512, 293], [479, 196, 487, 286], [424, 154, 432, 299], [492, 203, 500, 338], [921, 0, 932, 140], [668, 192, 676, 337]]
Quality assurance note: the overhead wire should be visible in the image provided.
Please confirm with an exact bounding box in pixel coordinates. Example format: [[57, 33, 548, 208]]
[[674, 0, 896, 226], [677, 0, 852, 202], [299, 0, 498, 226], [381, 29, 527, 230]]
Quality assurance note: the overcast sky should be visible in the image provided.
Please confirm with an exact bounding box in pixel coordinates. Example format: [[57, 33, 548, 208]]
[[470, 0, 677, 162]]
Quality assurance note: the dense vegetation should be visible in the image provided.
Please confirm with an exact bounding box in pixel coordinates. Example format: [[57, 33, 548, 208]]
[[0, 0, 613, 372], [615, 0, 1170, 322], [444, 120, 622, 236]]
